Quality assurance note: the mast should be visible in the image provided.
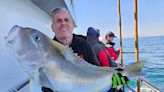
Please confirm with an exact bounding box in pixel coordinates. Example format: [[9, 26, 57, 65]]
[[118, 0, 123, 66], [134, 0, 139, 63], [134, 0, 140, 91]]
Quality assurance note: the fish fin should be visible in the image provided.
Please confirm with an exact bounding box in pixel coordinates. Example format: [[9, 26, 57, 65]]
[[46, 36, 85, 62], [47, 37, 98, 69], [123, 60, 146, 77], [63, 46, 117, 72], [47, 37, 68, 56], [29, 69, 42, 92], [63, 44, 115, 72], [47, 37, 84, 63], [47, 37, 82, 63], [64, 47, 84, 62], [64, 47, 115, 72]]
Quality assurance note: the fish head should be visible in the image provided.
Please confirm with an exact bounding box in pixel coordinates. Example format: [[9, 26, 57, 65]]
[[5, 25, 51, 71]]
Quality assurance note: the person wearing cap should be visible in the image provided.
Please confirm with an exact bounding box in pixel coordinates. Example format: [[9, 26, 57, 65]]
[[103, 31, 120, 61], [86, 27, 117, 67]]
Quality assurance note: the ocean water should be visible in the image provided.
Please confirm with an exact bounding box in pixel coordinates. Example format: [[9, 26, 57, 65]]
[[115, 36, 164, 91]]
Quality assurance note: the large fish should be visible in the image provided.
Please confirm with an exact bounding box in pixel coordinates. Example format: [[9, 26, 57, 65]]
[[5, 25, 145, 92]]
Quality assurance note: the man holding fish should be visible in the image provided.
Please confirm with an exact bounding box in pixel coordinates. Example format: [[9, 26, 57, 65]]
[[43, 7, 129, 92], [43, 7, 102, 92], [5, 7, 145, 92]]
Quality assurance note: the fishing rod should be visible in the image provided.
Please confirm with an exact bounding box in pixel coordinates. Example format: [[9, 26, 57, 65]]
[[122, 51, 162, 54], [7, 79, 29, 92]]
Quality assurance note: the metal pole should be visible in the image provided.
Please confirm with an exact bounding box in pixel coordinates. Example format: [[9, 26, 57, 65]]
[[137, 77, 141, 92], [134, 0, 139, 63], [118, 0, 125, 91], [134, 0, 140, 92], [118, 0, 123, 66]]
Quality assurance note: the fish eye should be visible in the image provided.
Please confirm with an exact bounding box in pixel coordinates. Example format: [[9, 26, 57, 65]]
[[33, 35, 40, 42]]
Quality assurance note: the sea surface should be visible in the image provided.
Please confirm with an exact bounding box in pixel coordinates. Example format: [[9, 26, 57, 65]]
[[115, 36, 164, 91]]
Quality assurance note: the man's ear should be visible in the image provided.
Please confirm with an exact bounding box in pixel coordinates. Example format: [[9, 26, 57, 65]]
[[51, 24, 54, 32]]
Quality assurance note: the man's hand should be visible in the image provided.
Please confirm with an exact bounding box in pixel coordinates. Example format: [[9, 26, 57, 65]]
[[117, 47, 121, 52]]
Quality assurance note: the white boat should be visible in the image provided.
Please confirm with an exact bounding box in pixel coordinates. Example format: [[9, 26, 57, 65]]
[[0, 0, 75, 92]]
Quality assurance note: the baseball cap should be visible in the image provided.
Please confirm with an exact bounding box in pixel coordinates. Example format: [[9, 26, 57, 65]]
[[105, 31, 116, 38]]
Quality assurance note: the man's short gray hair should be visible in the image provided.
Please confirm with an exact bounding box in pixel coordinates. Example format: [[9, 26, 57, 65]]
[[51, 7, 72, 20], [51, 7, 76, 26]]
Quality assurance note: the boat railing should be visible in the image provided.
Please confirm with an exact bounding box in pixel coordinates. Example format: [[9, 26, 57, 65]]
[[126, 85, 136, 92], [137, 77, 162, 92], [125, 77, 162, 92]]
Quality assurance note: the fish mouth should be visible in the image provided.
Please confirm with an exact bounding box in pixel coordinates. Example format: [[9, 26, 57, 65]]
[[5, 25, 22, 45], [19, 49, 42, 62], [18, 50, 42, 68]]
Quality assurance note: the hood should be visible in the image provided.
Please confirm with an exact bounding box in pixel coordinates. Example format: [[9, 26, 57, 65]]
[[86, 36, 100, 44]]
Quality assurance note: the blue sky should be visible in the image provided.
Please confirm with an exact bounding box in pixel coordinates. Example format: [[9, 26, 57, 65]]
[[73, 0, 164, 38]]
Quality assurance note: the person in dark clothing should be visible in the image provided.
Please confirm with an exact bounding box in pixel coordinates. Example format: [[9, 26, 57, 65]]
[[51, 8, 99, 65], [42, 7, 100, 92], [86, 27, 117, 67], [86, 27, 124, 92], [53, 34, 101, 66]]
